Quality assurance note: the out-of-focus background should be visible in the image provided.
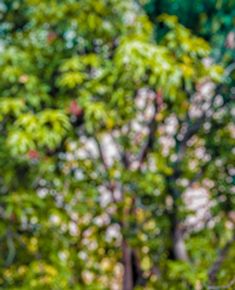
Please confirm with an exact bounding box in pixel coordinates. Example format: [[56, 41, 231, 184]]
[[0, 1, 234, 289]]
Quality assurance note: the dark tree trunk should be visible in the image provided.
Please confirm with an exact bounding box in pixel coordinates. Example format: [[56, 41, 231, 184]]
[[122, 240, 146, 290], [172, 220, 189, 262], [122, 240, 134, 290]]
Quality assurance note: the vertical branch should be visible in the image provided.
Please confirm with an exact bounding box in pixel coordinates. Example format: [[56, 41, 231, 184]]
[[122, 240, 134, 290], [136, 90, 161, 169], [94, 135, 117, 203]]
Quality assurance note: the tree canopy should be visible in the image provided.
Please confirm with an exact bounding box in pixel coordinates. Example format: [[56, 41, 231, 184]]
[[0, 1, 234, 290]]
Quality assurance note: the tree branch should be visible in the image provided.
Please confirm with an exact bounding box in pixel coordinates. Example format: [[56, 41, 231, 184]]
[[94, 135, 117, 202], [208, 233, 235, 284], [224, 62, 235, 78], [136, 99, 158, 169], [175, 64, 234, 167]]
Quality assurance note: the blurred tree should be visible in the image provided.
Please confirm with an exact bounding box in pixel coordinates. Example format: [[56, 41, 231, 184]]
[[144, 0, 235, 60], [0, 1, 234, 290]]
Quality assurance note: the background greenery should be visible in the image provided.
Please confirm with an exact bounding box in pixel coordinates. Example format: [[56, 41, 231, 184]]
[[0, 0, 234, 289]]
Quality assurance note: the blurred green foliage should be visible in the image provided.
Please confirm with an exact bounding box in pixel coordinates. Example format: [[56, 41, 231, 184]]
[[145, 0, 235, 60], [0, 0, 234, 290]]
